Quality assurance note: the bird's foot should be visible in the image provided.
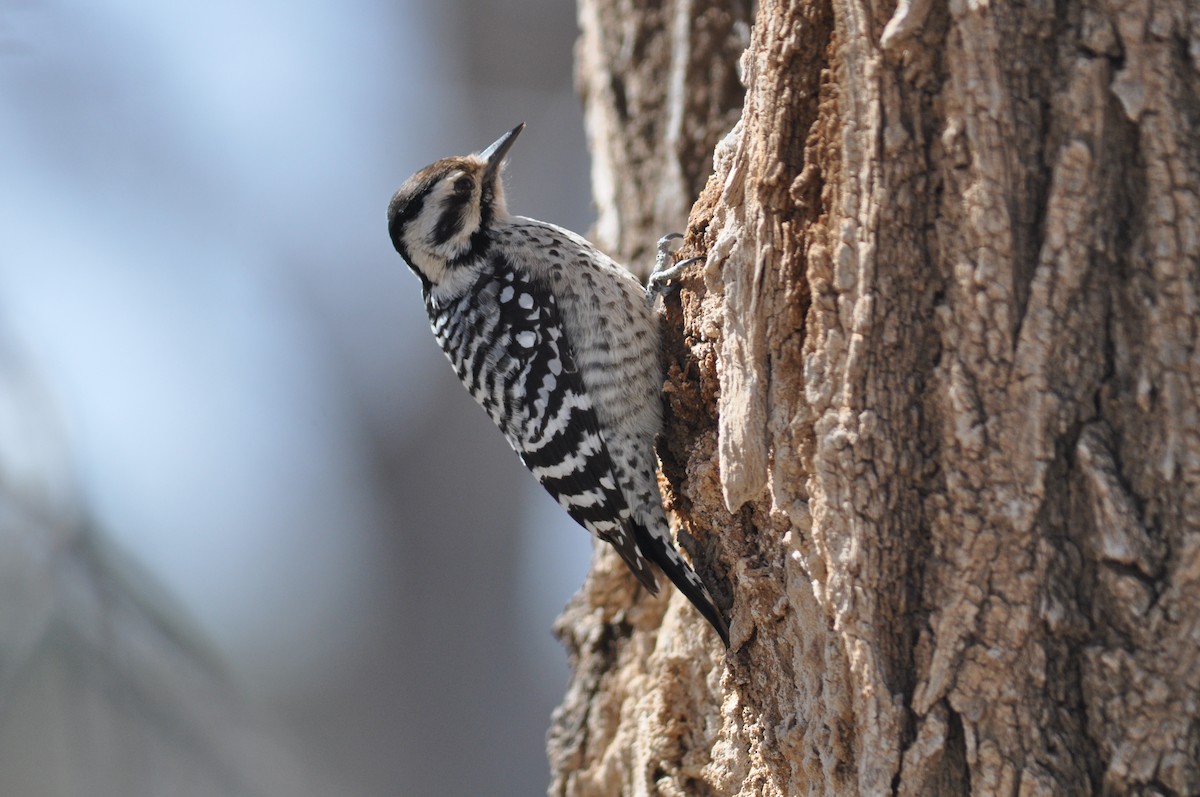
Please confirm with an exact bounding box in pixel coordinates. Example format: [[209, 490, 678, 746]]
[[648, 233, 702, 299]]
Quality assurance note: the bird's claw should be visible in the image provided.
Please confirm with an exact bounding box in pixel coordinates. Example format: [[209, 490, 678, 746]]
[[648, 233, 700, 299], [654, 233, 684, 274]]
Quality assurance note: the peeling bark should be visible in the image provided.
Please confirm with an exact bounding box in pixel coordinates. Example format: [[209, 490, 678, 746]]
[[552, 0, 1200, 794], [575, 0, 752, 277]]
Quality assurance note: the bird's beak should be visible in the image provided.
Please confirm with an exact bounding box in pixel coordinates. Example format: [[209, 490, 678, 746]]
[[481, 123, 524, 183]]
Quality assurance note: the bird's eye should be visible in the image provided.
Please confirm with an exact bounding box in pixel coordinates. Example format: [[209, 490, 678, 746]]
[[453, 176, 474, 193]]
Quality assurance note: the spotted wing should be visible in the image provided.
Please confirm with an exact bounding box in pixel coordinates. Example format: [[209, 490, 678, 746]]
[[493, 260, 659, 594]]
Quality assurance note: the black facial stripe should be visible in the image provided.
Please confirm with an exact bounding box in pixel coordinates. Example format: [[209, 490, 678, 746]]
[[389, 173, 449, 290], [432, 189, 471, 246], [443, 230, 489, 269], [389, 191, 424, 256]]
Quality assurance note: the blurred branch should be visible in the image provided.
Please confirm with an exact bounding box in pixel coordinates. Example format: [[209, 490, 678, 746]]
[[0, 337, 329, 797]]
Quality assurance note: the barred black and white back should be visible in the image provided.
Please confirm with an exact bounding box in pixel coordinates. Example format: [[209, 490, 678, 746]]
[[387, 123, 729, 646]]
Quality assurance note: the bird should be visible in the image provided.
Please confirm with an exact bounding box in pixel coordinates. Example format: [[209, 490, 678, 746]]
[[386, 123, 729, 647]]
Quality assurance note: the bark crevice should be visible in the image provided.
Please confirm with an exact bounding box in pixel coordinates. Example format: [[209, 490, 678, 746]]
[[552, 0, 1200, 794]]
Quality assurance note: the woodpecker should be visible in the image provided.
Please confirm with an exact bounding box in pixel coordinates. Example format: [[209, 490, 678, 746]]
[[387, 123, 729, 646]]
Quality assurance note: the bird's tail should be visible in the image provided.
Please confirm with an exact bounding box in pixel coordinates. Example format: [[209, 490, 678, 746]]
[[599, 523, 660, 595], [633, 524, 730, 647]]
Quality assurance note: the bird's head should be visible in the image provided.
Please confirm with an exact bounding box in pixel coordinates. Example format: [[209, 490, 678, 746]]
[[387, 123, 523, 294]]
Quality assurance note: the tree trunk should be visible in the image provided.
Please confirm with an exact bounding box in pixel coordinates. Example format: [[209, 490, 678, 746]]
[[551, 0, 1200, 794]]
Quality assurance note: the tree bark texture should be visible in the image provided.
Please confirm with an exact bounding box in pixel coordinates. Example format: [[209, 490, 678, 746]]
[[552, 0, 1200, 795], [575, 0, 753, 278]]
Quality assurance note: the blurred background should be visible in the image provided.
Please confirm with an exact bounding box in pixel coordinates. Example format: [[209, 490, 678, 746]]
[[0, 0, 596, 794]]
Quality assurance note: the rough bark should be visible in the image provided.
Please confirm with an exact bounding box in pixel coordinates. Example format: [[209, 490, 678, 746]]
[[552, 0, 1200, 795], [575, 0, 752, 278]]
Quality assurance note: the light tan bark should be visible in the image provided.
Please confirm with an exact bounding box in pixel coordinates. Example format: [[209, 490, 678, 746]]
[[574, 0, 752, 278], [552, 0, 1200, 794]]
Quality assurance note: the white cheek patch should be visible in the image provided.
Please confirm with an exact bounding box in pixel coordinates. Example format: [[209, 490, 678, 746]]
[[423, 172, 483, 260], [405, 224, 446, 283]]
